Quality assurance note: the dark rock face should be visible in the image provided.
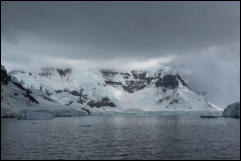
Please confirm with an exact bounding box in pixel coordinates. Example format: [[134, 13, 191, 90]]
[[1, 65, 11, 85], [1, 65, 27, 91], [105, 81, 122, 86], [39, 67, 72, 77], [131, 70, 147, 79], [56, 68, 72, 76], [101, 70, 153, 93], [71, 90, 81, 96], [79, 91, 87, 104], [55, 90, 63, 94], [122, 80, 147, 93], [158, 96, 173, 103], [177, 74, 188, 87], [43, 96, 54, 102], [155, 75, 179, 89], [87, 97, 116, 108], [65, 101, 74, 106], [55, 88, 88, 104], [11, 81, 26, 91], [120, 72, 131, 79], [71, 89, 87, 104], [169, 99, 179, 104], [101, 70, 118, 79], [39, 67, 55, 77], [223, 102, 240, 118], [77, 95, 87, 104], [101, 69, 188, 93], [82, 108, 91, 115], [25, 89, 39, 104], [153, 70, 163, 79]]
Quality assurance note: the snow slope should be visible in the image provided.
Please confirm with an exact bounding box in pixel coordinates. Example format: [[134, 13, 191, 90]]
[[1, 66, 88, 117]]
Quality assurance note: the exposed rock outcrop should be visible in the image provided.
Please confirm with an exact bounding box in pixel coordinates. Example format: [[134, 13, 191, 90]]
[[223, 102, 240, 118], [1, 65, 11, 85], [101, 70, 188, 93], [87, 97, 116, 108], [56, 68, 72, 76], [155, 75, 179, 89]]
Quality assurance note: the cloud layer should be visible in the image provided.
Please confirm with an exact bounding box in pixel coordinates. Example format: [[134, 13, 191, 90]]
[[1, 2, 240, 107]]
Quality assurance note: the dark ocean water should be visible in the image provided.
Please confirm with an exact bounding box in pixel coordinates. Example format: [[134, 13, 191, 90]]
[[1, 116, 240, 160]]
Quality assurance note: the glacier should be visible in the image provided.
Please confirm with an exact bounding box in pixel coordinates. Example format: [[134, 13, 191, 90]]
[[17, 110, 54, 120]]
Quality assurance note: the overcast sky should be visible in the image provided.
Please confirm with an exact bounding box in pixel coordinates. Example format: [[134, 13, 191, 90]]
[[1, 1, 240, 107]]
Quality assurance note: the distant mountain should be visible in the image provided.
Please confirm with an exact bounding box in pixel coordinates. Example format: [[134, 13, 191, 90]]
[[1, 64, 221, 117]]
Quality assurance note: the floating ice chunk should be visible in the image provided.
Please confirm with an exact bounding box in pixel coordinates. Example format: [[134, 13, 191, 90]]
[[52, 109, 87, 117]]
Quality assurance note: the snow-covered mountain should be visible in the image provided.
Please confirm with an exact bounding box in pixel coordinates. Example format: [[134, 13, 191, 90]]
[[1, 64, 222, 117]]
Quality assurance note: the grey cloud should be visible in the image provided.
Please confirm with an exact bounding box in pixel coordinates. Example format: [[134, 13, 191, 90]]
[[1, 1, 240, 59], [1, 2, 240, 107]]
